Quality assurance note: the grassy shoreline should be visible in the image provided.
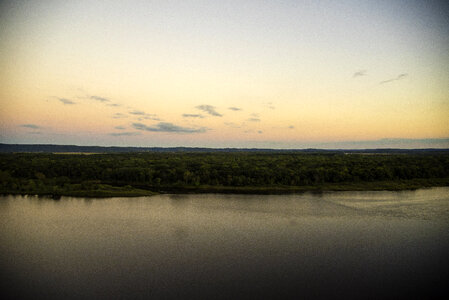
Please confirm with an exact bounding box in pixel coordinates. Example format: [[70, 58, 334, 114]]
[[2, 178, 448, 198]]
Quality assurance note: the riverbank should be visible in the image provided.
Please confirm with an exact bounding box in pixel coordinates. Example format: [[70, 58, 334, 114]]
[[2, 178, 448, 198], [2, 152, 448, 197], [0, 183, 157, 198]]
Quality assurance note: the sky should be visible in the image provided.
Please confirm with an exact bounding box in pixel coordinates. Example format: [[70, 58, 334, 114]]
[[0, 0, 448, 148]]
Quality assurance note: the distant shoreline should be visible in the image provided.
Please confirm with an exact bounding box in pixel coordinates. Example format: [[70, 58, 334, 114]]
[[2, 178, 448, 198], [1, 143, 449, 154]]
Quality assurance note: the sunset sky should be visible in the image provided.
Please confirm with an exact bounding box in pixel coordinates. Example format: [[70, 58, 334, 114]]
[[1, 0, 448, 148]]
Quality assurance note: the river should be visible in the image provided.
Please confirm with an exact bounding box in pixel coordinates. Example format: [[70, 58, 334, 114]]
[[1, 188, 448, 299]]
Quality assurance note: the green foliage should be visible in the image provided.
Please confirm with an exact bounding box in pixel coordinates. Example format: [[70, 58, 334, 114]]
[[0, 152, 448, 196]]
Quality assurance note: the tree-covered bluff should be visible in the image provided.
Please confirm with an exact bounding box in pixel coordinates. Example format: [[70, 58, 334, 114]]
[[1, 152, 448, 197]]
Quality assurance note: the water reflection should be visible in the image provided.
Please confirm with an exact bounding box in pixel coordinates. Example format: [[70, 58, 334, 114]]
[[1, 188, 448, 299]]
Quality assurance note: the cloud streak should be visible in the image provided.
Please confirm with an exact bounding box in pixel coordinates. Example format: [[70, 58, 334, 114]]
[[20, 124, 40, 129], [58, 98, 76, 105], [228, 107, 242, 111], [112, 113, 127, 119], [90, 95, 109, 102], [142, 116, 160, 121], [129, 110, 146, 115], [182, 114, 204, 118], [196, 105, 222, 117], [129, 110, 160, 120], [224, 122, 242, 128], [380, 73, 408, 84], [132, 122, 207, 133], [353, 70, 367, 78], [110, 132, 141, 136]]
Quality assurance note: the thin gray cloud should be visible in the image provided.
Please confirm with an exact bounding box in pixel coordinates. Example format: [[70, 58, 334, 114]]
[[20, 124, 40, 129], [257, 130, 263, 134], [129, 110, 146, 115], [195, 105, 222, 117], [250, 113, 259, 117], [28, 131, 42, 135], [288, 125, 295, 129], [110, 132, 141, 136], [78, 92, 120, 106], [129, 110, 160, 121], [380, 73, 408, 84], [114, 126, 126, 130], [132, 122, 207, 133], [90, 95, 110, 102], [248, 118, 261, 122], [182, 114, 204, 118], [58, 98, 76, 105], [228, 107, 242, 111], [112, 113, 127, 119], [353, 70, 367, 78]]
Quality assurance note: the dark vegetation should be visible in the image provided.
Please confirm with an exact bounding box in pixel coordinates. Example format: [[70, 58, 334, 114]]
[[1, 151, 449, 197]]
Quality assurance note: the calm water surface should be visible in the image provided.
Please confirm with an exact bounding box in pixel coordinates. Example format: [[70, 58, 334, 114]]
[[1, 188, 448, 299]]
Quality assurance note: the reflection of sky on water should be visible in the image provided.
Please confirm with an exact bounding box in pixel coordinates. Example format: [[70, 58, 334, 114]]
[[1, 188, 448, 298]]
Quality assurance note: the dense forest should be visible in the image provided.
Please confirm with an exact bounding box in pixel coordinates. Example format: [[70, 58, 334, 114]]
[[1, 152, 449, 197]]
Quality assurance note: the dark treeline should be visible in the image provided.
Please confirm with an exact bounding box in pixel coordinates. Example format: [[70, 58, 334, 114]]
[[1, 143, 449, 154], [1, 152, 449, 196]]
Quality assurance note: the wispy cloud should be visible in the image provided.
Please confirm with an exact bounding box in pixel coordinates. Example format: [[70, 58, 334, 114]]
[[224, 122, 242, 128], [353, 70, 367, 78], [228, 107, 242, 111], [264, 102, 275, 110], [112, 113, 127, 119], [196, 105, 222, 117], [114, 126, 126, 130], [78, 92, 121, 106], [129, 110, 146, 115], [128, 110, 160, 121], [90, 95, 109, 102], [132, 122, 207, 133], [288, 125, 295, 129], [20, 124, 40, 129], [58, 98, 76, 105], [182, 114, 204, 118], [110, 132, 141, 136], [248, 118, 261, 122], [380, 73, 408, 84], [143, 116, 160, 121], [257, 130, 263, 134]]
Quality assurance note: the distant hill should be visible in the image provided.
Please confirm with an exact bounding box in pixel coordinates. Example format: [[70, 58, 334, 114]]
[[1, 143, 448, 154]]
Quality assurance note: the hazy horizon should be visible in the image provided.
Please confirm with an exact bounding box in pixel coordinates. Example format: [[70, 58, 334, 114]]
[[1, 1, 448, 148], [2, 137, 449, 150]]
